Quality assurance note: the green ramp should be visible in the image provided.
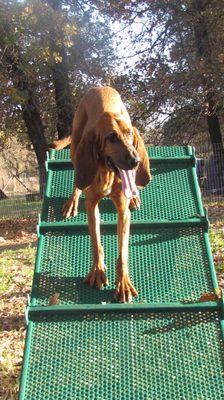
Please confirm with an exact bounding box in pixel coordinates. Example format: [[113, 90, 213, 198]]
[[19, 146, 224, 399]]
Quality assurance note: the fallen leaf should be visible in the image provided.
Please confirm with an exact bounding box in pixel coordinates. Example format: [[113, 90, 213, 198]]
[[49, 293, 60, 305], [197, 289, 223, 302], [198, 292, 216, 302]]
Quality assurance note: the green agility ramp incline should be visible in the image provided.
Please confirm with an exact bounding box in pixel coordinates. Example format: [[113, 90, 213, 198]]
[[19, 146, 224, 399]]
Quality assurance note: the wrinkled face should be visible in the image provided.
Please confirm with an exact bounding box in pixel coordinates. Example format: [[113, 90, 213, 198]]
[[97, 113, 140, 172], [104, 129, 140, 171]]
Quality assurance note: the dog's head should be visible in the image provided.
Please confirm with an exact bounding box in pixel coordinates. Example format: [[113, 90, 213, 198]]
[[75, 112, 152, 190]]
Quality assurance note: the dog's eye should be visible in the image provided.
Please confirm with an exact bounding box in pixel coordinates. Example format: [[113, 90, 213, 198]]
[[107, 132, 118, 143]]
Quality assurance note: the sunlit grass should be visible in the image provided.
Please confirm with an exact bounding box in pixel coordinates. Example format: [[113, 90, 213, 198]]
[[210, 220, 224, 272], [0, 246, 35, 399], [0, 195, 42, 219]]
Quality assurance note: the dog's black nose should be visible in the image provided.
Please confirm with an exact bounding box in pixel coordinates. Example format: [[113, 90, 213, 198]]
[[126, 153, 140, 168]]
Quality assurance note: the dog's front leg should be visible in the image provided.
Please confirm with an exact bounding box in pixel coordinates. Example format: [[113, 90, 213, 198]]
[[84, 193, 108, 289], [112, 195, 138, 302]]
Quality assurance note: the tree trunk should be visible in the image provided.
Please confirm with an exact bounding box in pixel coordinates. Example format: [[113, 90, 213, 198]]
[[207, 114, 223, 145], [2, 44, 48, 199], [193, 0, 223, 147], [51, 45, 74, 139], [22, 94, 48, 198], [46, 0, 74, 139], [192, 0, 224, 189]]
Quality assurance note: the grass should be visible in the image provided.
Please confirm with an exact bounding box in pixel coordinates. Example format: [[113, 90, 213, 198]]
[[0, 195, 42, 220], [0, 246, 35, 399], [205, 199, 224, 272], [209, 220, 224, 272], [0, 247, 34, 293]]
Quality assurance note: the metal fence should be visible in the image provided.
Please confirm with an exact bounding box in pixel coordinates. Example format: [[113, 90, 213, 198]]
[[0, 144, 223, 271], [0, 144, 223, 221], [195, 143, 224, 224], [196, 143, 224, 197], [0, 167, 43, 220]]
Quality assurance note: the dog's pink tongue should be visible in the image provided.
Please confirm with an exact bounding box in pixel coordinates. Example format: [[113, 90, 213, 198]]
[[117, 168, 139, 198]]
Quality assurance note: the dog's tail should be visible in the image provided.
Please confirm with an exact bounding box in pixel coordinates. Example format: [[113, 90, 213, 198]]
[[51, 135, 71, 150]]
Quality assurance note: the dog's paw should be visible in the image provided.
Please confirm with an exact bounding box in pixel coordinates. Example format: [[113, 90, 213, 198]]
[[84, 264, 108, 289], [115, 274, 138, 303], [129, 196, 141, 211], [62, 198, 78, 218]]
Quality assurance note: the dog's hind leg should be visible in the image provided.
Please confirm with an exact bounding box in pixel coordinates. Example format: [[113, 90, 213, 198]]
[[51, 135, 72, 150], [62, 101, 88, 218]]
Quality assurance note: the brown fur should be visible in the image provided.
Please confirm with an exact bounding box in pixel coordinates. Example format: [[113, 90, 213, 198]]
[[54, 87, 152, 302]]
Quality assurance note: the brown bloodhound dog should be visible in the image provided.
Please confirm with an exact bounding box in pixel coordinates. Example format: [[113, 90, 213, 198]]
[[53, 87, 152, 302]]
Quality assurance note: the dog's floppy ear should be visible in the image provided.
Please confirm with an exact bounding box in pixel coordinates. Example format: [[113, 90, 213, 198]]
[[75, 129, 98, 190], [133, 127, 152, 187]]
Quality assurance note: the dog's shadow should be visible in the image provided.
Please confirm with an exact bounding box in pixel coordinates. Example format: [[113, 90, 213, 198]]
[[41, 196, 117, 223], [32, 273, 115, 305]]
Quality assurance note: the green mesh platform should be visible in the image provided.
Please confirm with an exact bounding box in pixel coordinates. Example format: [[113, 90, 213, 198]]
[[19, 146, 224, 399], [41, 162, 203, 223], [42, 146, 203, 223], [31, 225, 214, 306], [49, 145, 193, 160], [20, 310, 224, 400]]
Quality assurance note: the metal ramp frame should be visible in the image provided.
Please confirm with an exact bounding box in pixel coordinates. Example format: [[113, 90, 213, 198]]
[[19, 146, 224, 399]]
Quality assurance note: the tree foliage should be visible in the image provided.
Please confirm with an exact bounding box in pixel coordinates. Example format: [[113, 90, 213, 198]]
[[0, 0, 116, 140], [0, 0, 116, 194], [95, 0, 224, 145], [0, 0, 223, 194]]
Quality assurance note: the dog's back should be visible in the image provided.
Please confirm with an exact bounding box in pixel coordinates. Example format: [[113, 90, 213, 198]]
[[77, 86, 130, 131], [52, 86, 131, 150]]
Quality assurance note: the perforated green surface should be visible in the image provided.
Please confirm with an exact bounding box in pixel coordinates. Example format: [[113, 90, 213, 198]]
[[22, 310, 224, 400], [43, 145, 202, 224], [42, 162, 203, 223], [31, 226, 214, 306], [49, 146, 193, 160], [19, 146, 224, 399]]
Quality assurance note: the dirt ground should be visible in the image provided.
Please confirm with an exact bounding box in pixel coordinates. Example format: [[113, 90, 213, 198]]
[[0, 218, 37, 249]]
